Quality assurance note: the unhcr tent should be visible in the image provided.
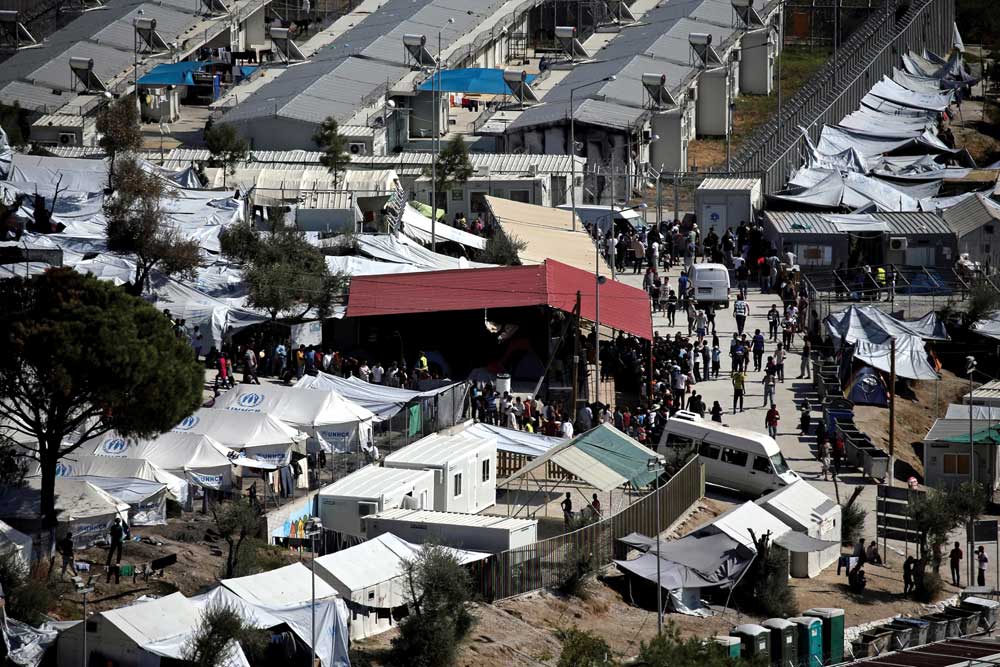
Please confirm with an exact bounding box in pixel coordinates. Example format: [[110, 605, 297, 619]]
[[173, 408, 307, 465], [0, 479, 129, 547], [28, 453, 189, 505], [315, 533, 488, 640], [214, 384, 376, 453], [845, 366, 889, 406], [56, 592, 250, 667]]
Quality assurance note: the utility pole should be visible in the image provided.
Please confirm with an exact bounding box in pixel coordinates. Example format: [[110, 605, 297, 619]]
[[777, 0, 783, 138], [571, 291, 581, 413], [888, 336, 896, 489]]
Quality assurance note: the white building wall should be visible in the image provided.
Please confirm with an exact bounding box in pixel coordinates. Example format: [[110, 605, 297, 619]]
[[695, 67, 730, 137], [740, 28, 774, 95]]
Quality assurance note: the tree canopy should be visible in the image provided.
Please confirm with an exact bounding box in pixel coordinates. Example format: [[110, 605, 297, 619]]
[[183, 600, 266, 667], [205, 123, 250, 187], [313, 116, 350, 187], [96, 96, 142, 184], [104, 155, 202, 295], [0, 269, 204, 530], [219, 219, 345, 320], [426, 135, 474, 208]]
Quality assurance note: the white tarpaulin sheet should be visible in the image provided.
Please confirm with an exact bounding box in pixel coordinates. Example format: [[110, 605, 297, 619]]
[[325, 254, 428, 276], [295, 371, 463, 420], [222, 562, 339, 607], [315, 533, 488, 609], [400, 204, 487, 250], [462, 422, 562, 457], [862, 93, 944, 118], [173, 408, 305, 465], [0, 479, 129, 546], [148, 276, 267, 351], [355, 234, 493, 271], [0, 520, 32, 566], [892, 66, 946, 94], [827, 305, 949, 343], [66, 477, 168, 525], [192, 586, 350, 667], [869, 76, 953, 111], [213, 384, 376, 453], [851, 334, 940, 380], [823, 214, 890, 233], [817, 125, 951, 160]]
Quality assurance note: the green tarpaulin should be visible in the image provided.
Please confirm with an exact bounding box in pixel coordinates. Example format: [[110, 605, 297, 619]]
[[571, 424, 659, 488], [407, 404, 422, 436], [943, 425, 1000, 444], [412, 201, 445, 221]]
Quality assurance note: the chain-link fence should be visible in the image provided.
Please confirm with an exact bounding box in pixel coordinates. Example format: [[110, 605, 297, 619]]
[[473, 457, 705, 601]]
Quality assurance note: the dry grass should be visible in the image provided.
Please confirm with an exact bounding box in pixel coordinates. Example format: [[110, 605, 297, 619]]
[[689, 46, 832, 169]]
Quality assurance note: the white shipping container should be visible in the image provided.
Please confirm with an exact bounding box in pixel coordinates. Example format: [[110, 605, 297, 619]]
[[363, 508, 537, 553], [317, 465, 435, 538]]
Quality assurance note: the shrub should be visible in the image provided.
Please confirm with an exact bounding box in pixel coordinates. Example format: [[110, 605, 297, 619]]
[[557, 628, 613, 667], [841, 501, 867, 546], [556, 543, 595, 599], [733, 532, 797, 618], [0, 552, 52, 625], [915, 570, 945, 603], [480, 230, 527, 265]]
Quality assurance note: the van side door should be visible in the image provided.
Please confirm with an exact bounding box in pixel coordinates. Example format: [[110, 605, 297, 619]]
[[751, 454, 776, 494]]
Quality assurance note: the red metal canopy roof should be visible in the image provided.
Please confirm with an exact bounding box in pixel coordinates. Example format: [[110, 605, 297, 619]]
[[346, 259, 653, 340]]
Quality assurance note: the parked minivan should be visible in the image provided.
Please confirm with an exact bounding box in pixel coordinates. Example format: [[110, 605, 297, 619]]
[[689, 263, 731, 309], [658, 411, 799, 496]]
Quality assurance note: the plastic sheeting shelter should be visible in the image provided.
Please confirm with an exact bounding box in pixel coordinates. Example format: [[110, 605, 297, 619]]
[[314, 533, 488, 640], [173, 408, 306, 465], [55, 592, 250, 667], [845, 367, 889, 406], [0, 520, 33, 566], [825, 306, 944, 380], [400, 204, 487, 250], [214, 384, 376, 453], [295, 371, 464, 421], [418, 68, 537, 94], [462, 422, 562, 457], [502, 424, 658, 493], [0, 479, 129, 548], [65, 477, 167, 526], [138, 61, 207, 86]]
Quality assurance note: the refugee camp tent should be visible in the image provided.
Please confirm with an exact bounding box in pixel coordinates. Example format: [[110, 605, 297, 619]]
[[825, 306, 944, 380], [214, 384, 376, 454], [845, 367, 889, 406], [0, 479, 130, 547], [295, 371, 465, 421], [27, 453, 188, 505], [462, 422, 561, 457], [174, 408, 307, 465], [314, 533, 488, 640], [70, 478, 168, 526], [757, 481, 841, 577], [0, 520, 33, 566], [55, 592, 250, 667], [193, 564, 351, 667], [84, 431, 274, 491]]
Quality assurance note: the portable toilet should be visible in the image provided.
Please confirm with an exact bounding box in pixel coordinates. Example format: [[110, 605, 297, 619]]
[[712, 636, 741, 658], [761, 618, 798, 667], [731, 624, 770, 661], [788, 616, 823, 667], [804, 608, 844, 665]]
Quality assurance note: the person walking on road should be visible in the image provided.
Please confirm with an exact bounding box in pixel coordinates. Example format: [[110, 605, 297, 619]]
[[106, 517, 127, 583], [763, 371, 776, 407], [734, 293, 749, 336], [799, 339, 812, 379], [775, 343, 786, 383], [752, 329, 765, 372], [950, 542, 963, 587], [767, 304, 780, 341], [560, 493, 573, 527], [732, 370, 746, 413], [765, 404, 780, 438]]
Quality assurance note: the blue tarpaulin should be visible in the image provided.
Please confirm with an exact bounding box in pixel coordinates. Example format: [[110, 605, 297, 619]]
[[418, 68, 536, 95], [237, 65, 258, 80], [138, 61, 207, 86]]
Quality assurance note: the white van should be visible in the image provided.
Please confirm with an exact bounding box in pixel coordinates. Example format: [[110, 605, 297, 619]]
[[658, 411, 799, 496], [690, 263, 731, 309]]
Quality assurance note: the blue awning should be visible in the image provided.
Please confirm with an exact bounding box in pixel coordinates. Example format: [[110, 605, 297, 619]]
[[138, 61, 208, 86], [418, 68, 536, 95]]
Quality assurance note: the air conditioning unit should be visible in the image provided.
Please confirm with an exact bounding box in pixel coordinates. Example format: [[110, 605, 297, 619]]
[[889, 237, 908, 251], [58, 132, 77, 146], [348, 142, 368, 156]]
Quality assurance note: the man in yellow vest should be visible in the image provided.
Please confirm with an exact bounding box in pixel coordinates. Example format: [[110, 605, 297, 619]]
[[876, 266, 887, 302]]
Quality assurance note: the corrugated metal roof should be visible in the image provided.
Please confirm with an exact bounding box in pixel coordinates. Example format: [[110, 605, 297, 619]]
[[384, 431, 493, 467], [763, 211, 955, 236], [942, 193, 1000, 238], [369, 507, 537, 530], [319, 465, 434, 499], [925, 419, 995, 441], [32, 114, 86, 128], [0, 81, 69, 114], [224, 0, 524, 126], [698, 177, 761, 191], [964, 380, 1000, 404]]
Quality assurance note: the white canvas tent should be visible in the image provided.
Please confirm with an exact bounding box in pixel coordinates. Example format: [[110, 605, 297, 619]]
[[295, 371, 464, 421], [28, 452, 189, 505], [173, 408, 307, 465], [55, 592, 250, 667], [0, 519, 33, 566], [195, 563, 351, 667], [757, 481, 841, 577], [0, 479, 129, 547], [314, 533, 488, 640], [214, 384, 376, 454]]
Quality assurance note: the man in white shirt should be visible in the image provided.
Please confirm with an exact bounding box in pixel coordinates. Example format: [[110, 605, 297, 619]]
[[561, 420, 574, 439], [358, 362, 371, 382], [372, 363, 384, 384]]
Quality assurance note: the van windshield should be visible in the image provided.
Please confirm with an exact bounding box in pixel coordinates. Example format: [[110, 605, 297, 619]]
[[770, 453, 790, 475]]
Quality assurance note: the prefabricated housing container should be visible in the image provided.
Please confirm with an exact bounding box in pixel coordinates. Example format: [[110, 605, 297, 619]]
[[695, 177, 763, 234], [317, 465, 435, 539], [757, 480, 841, 577], [362, 507, 537, 553], [383, 431, 497, 513]]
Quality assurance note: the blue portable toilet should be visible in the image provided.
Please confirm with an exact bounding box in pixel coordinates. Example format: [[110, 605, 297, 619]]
[[788, 616, 823, 667]]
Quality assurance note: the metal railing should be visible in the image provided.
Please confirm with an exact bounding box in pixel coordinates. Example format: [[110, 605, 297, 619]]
[[474, 457, 704, 601], [732, 0, 955, 193]]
